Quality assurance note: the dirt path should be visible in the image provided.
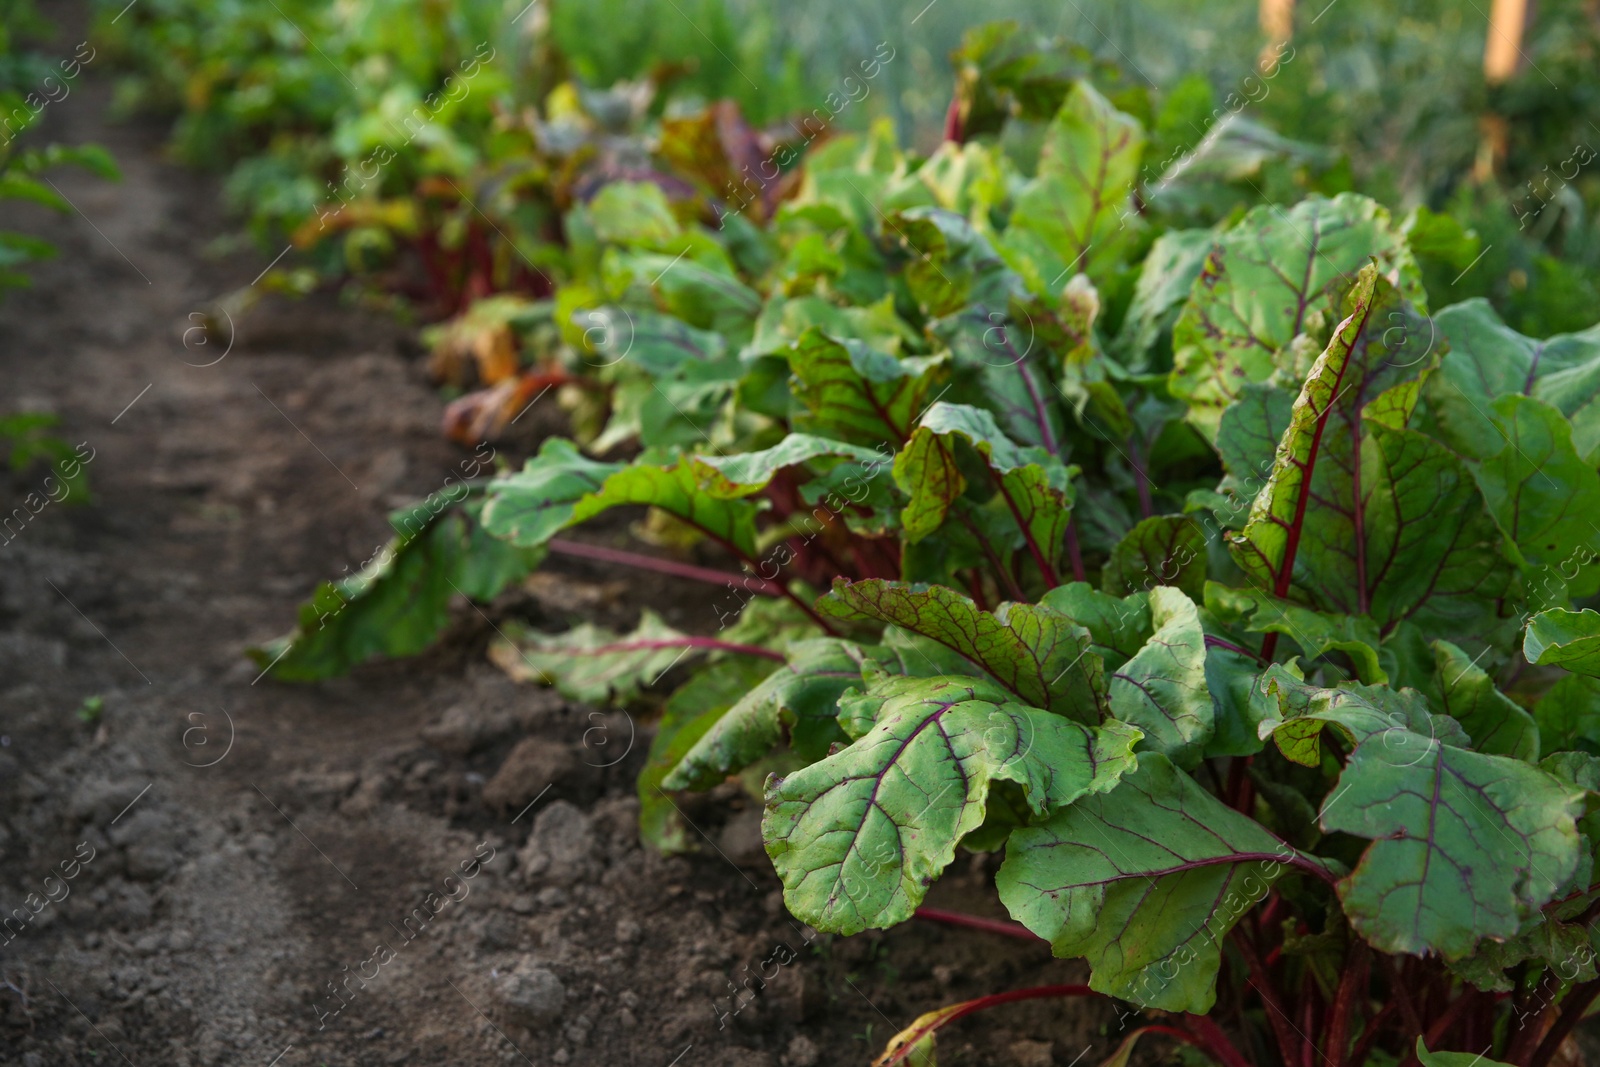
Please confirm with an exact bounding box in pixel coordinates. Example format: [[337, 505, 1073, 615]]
[[0, 11, 1107, 1066]]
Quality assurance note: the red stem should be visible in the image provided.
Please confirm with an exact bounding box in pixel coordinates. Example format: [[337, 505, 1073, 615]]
[[1065, 520, 1086, 582], [913, 907, 1042, 943], [1182, 1013, 1257, 1067], [1205, 634, 1267, 663], [1233, 929, 1302, 1067], [1326, 940, 1370, 1067], [1421, 989, 1478, 1052], [548, 539, 782, 593], [532, 636, 785, 663], [877, 985, 1103, 1066], [1128, 434, 1154, 519], [989, 468, 1061, 588], [1527, 980, 1600, 1067]]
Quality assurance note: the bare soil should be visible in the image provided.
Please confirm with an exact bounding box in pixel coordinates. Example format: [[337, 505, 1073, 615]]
[[0, 10, 1113, 1066]]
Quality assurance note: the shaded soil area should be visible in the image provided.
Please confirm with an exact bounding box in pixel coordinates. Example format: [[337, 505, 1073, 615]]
[[0, 8, 1114, 1067]]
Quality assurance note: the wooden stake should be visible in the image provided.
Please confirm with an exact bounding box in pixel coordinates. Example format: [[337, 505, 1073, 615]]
[[1484, 0, 1530, 83]]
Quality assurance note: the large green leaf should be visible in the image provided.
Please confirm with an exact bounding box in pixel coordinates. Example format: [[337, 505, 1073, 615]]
[[1107, 586, 1213, 766], [662, 638, 886, 790], [1323, 732, 1584, 957], [764, 675, 1140, 934], [573, 458, 764, 559], [786, 329, 949, 447], [928, 306, 1069, 454], [1230, 269, 1506, 641], [481, 438, 626, 547], [1432, 640, 1538, 761], [1429, 299, 1600, 464], [1111, 228, 1214, 373], [1257, 669, 1469, 767], [1039, 583, 1152, 670], [1002, 81, 1145, 294], [1535, 673, 1600, 754], [1526, 609, 1600, 677], [892, 402, 1074, 579], [488, 610, 731, 704], [1170, 194, 1421, 437], [1472, 396, 1600, 599], [251, 497, 542, 681], [1208, 584, 1386, 684], [1101, 515, 1206, 600], [641, 657, 777, 854], [818, 579, 1108, 723], [693, 435, 886, 498], [997, 752, 1308, 1013]]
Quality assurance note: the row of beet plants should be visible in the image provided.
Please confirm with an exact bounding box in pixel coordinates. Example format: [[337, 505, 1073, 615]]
[[253, 63, 1600, 1067]]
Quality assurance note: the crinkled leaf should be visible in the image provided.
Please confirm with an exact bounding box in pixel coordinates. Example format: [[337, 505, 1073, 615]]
[[1526, 609, 1600, 677], [1170, 194, 1421, 437], [1101, 515, 1206, 600], [1039, 583, 1152, 670], [1258, 669, 1469, 767], [818, 579, 1108, 723], [1230, 269, 1506, 642], [1433, 640, 1538, 761], [1322, 733, 1583, 958], [1107, 586, 1213, 767], [764, 675, 1141, 934], [997, 752, 1304, 1013], [787, 329, 949, 447]]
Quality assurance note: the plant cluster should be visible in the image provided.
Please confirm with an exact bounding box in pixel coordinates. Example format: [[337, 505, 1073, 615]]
[[247, 25, 1600, 1062]]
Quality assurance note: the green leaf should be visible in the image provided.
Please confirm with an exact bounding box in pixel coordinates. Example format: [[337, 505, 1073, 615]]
[[764, 675, 1140, 934], [1002, 81, 1145, 294], [786, 329, 949, 447], [889, 206, 1020, 318], [641, 656, 777, 854], [1535, 673, 1600, 754], [1430, 299, 1600, 464], [818, 579, 1108, 723], [663, 638, 885, 790], [1208, 584, 1387, 684], [1472, 396, 1600, 599], [588, 181, 683, 247], [1432, 640, 1538, 761], [251, 498, 542, 681], [693, 435, 886, 499], [1170, 194, 1421, 438], [1107, 586, 1213, 767], [1526, 609, 1600, 677], [574, 459, 764, 559], [1230, 269, 1506, 641], [892, 402, 1074, 575], [481, 438, 626, 547], [997, 752, 1303, 1013], [488, 610, 716, 704], [1101, 515, 1206, 600], [1323, 733, 1584, 958], [1415, 1038, 1515, 1067], [1111, 228, 1214, 373], [1039, 583, 1151, 670], [579, 306, 728, 377], [928, 306, 1069, 454], [1258, 670, 1469, 767]]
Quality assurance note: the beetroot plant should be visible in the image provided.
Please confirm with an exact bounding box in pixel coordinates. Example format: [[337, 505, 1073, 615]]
[[256, 56, 1600, 1067]]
